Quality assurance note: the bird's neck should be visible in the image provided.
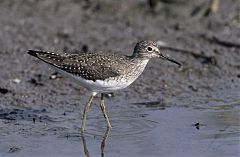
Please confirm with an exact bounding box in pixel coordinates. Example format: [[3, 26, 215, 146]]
[[129, 57, 150, 74], [137, 58, 150, 70], [127, 53, 150, 73], [128, 55, 150, 64], [120, 57, 149, 84]]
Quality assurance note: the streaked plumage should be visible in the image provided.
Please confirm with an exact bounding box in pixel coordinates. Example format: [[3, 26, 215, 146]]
[[28, 40, 181, 131]]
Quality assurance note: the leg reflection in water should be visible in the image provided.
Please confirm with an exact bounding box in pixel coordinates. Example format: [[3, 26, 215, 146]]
[[81, 128, 110, 157]]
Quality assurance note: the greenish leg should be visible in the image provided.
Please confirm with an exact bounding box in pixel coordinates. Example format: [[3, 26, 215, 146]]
[[101, 127, 110, 157], [100, 94, 112, 128], [81, 95, 94, 132]]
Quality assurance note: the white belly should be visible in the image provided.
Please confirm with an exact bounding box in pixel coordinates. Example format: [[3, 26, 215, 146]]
[[55, 67, 133, 93], [50, 59, 149, 93], [77, 76, 132, 92]]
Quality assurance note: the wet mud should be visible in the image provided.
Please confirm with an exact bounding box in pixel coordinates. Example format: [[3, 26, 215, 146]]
[[0, 0, 239, 157]]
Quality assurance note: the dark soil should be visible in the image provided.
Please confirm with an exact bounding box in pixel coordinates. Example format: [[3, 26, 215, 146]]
[[0, 0, 239, 157]]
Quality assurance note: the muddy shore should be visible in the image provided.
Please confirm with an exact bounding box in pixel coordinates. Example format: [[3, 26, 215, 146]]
[[0, 0, 239, 157]]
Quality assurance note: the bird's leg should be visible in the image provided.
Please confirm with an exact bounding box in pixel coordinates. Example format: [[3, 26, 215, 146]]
[[101, 127, 110, 157], [80, 131, 90, 157], [100, 94, 112, 128], [81, 95, 95, 132]]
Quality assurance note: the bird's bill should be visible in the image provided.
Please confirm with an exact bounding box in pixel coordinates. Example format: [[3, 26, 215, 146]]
[[160, 54, 181, 66]]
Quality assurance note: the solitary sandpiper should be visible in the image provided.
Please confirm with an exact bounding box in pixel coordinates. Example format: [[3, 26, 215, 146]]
[[28, 40, 181, 132]]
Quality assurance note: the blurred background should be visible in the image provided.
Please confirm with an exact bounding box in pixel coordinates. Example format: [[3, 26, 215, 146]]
[[0, 0, 239, 157]]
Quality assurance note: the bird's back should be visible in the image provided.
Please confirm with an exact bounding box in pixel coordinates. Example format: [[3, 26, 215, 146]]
[[29, 51, 130, 80], [28, 50, 150, 92]]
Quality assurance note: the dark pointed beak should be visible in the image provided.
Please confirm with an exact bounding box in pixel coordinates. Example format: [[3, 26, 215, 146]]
[[159, 53, 181, 67]]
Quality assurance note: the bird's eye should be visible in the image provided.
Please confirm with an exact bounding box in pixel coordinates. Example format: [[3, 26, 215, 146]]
[[147, 46, 153, 52]]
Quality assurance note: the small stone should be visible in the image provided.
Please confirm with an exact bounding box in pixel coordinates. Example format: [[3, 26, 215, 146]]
[[8, 146, 21, 153], [0, 87, 9, 94], [192, 122, 201, 130], [32, 117, 36, 123], [12, 78, 21, 84], [50, 74, 57, 79]]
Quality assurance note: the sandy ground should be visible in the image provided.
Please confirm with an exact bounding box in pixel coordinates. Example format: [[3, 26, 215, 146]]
[[0, 0, 239, 157]]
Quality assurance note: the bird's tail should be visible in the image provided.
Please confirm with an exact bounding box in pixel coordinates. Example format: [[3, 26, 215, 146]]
[[28, 50, 41, 57], [27, 50, 64, 66]]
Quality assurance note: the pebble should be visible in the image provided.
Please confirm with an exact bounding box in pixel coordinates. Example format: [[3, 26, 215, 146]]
[[12, 78, 21, 84]]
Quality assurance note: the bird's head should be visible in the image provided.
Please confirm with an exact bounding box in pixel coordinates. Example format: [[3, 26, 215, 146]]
[[132, 40, 181, 66]]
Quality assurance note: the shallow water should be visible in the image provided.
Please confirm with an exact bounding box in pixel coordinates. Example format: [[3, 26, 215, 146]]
[[0, 100, 239, 157], [0, 0, 239, 157]]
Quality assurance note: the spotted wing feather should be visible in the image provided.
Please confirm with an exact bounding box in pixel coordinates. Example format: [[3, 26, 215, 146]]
[[28, 50, 122, 81]]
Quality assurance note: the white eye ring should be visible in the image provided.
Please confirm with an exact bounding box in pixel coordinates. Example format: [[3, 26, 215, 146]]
[[147, 46, 153, 52]]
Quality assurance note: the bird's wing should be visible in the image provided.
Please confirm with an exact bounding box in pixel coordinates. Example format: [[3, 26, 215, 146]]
[[28, 50, 122, 81], [28, 50, 65, 67]]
